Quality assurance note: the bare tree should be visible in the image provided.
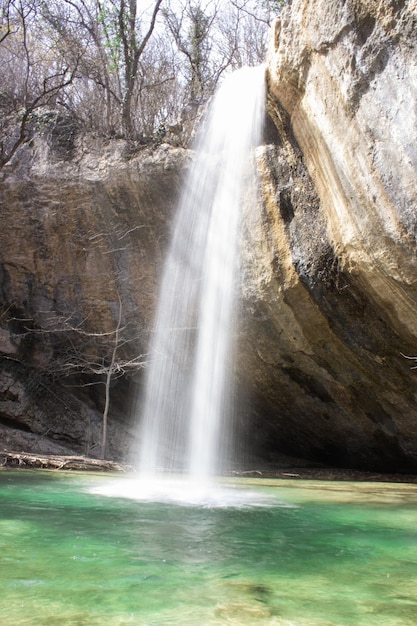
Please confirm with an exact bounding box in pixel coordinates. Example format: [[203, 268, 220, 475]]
[[0, 0, 288, 153], [42, 0, 164, 140], [161, 0, 286, 107], [163, 0, 218, 101], [0, 212, 150, 460], [231, 0, 290, 27], [0, 0, 80, 168], [0, 0, 13, 43], [219, 1, 266, 67], [1, 302, 147, 459], [118, 0, 164, 137]]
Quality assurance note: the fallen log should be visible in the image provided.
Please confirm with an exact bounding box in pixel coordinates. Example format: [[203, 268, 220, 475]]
[[0, 451, 133, 472]]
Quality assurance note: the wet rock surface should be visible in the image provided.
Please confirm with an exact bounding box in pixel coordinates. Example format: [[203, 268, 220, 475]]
[[236, 0, 417, 472]]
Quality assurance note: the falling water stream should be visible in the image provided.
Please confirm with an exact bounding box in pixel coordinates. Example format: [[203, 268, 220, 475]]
[[137, 66, 266, 484]]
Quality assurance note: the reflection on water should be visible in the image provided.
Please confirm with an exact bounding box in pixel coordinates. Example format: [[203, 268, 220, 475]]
[[1, 471, 417, 625]]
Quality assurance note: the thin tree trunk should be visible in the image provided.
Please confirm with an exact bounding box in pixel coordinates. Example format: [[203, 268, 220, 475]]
[[100, 295, 122, 460]]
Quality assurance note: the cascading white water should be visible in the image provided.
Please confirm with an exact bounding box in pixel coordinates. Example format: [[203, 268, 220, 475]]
[[137, 65, 265, 484]]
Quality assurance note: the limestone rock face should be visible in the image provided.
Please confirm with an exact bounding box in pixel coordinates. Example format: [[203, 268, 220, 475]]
[[0, 133, 187, 458], [237, 0, 417, 471]]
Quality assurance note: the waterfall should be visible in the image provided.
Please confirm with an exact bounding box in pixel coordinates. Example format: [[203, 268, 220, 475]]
[[137, 65, 265, 483]]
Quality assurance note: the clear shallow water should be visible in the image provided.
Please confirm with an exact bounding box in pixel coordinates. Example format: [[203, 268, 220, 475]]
[[1, 472, 417, 625]]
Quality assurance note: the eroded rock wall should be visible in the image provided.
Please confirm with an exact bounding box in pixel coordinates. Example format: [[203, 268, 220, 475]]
[[236, 0, 417, 471], [0, 132, 187, 458]]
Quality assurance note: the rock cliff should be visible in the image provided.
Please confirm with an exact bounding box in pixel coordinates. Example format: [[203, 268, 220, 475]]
[[236, 0, 417, 471], [1, 0, 417, 473], [0, 132, 187, 459]]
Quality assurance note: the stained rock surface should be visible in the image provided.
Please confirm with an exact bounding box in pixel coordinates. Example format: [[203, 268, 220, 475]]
[[236, 0, 417, 471], [0, 133, 187, 459]]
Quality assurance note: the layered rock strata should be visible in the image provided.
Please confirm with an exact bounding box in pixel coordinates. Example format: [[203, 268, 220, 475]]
[[0, 133, 187, 458], [236, 0, 417, 471]]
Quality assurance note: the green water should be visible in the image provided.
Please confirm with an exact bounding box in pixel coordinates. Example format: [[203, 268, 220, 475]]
[[1, 471, 417, 625]]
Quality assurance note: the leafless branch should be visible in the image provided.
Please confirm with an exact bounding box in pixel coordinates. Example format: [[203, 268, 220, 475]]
[[0, 0, 13, 43], [401, 353, 417, 370]]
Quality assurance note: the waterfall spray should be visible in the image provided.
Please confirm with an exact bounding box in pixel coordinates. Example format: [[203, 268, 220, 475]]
[[137, 65, 266, 484]]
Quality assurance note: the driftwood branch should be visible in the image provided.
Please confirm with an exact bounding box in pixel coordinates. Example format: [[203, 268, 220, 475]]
[[0, 451, 133, 472]]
